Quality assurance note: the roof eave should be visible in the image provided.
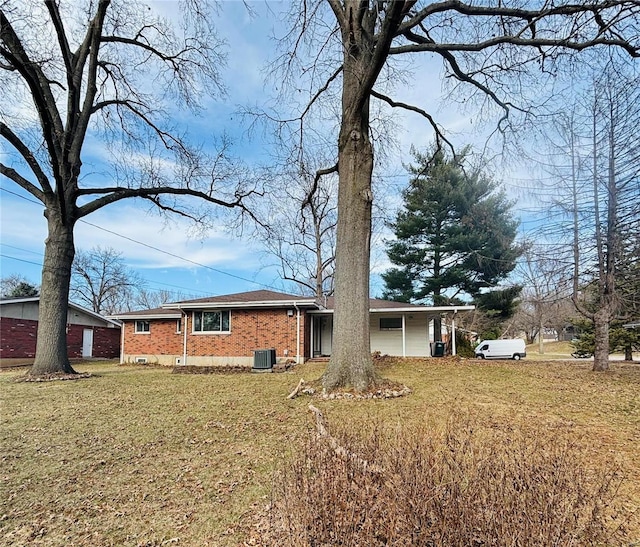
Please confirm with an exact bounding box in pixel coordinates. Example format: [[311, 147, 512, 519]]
[[110, 312, 182, 320], [309, 305, 476, 314], [1, 296, 121, 327], [163, 299, 318, 310]]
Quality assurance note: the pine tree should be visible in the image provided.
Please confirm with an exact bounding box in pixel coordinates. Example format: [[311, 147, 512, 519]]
[[383, 147, 521, 306]]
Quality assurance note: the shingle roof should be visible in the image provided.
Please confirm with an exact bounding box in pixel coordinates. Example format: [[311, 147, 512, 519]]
[[111, 290, 474, 318], [151, 290, 320, 312], [176, 290, 313, 305]]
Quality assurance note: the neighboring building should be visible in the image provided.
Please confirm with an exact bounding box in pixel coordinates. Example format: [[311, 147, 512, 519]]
[[111, 290, 474, 367], [0, 297, 121, 360]]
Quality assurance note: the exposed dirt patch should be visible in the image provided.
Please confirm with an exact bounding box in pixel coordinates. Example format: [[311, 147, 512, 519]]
[[291, 377, 412, 400], [172, 361, 296, 374]]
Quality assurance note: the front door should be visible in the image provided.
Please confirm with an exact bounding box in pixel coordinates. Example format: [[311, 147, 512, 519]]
[[82, 328, 93, 358], [312, 316, 333, 357]]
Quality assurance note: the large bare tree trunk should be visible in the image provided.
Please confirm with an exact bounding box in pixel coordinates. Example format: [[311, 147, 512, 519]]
[[624, 345, 633, 362], [30, 211, 77, 376], [538, 313, 545, 354], [322, 6, 378, 391], [323, 111, 377, 391]]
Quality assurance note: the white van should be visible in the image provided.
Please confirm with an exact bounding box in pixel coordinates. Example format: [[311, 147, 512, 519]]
[[474, 339, 526, 360]]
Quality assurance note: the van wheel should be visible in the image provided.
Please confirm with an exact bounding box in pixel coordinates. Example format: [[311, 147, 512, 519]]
[[513, 354, 521, 361], [476, 354, 484, 359]]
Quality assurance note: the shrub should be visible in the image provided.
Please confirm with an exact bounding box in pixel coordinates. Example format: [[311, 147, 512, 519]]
[[266, 413, 627, 546]]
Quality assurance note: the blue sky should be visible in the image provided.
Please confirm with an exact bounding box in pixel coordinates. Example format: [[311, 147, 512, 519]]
[[0, 1, 534, 302], [1, 1, 289, 299]]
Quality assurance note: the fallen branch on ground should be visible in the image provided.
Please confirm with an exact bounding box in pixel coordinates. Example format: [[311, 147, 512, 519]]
[[287, 378, 306, 399], [308, 404, 385, 474]]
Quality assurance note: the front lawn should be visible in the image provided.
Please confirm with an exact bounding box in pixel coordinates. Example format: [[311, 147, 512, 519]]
[[1, 358, 638, 546]]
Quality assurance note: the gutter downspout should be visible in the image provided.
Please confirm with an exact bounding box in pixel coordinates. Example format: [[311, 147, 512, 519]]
[[120, 321, 125, 364], [182, 310, 188, 366], [294, 303, 301, 364]]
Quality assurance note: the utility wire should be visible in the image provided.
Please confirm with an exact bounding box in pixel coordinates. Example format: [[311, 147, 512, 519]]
[[0, 186, 282, 292]]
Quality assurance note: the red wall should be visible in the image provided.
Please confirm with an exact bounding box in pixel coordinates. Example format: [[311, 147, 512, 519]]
[[0, 317, 120, 359], [123, 318, 182, 356], [122, 309, 309, 360], [0, 317, 37, 358]]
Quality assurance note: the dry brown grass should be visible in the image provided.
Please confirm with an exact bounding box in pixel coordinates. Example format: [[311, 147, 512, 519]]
[[266, 413, 629, 546], [1, 357, 639, 546]]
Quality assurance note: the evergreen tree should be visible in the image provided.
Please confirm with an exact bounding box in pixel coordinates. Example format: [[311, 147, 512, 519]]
[[474, 285, 523, 340], [1, 275, 39, 298], [7, 281, 39, 298], [383, 147, 521, 307]]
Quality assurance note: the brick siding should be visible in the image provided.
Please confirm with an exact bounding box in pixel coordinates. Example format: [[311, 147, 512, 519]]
[[0, 317, 37, 358], [0, 317, 120, 359], [123, 319, 182, 355], [122, 309, 309, 361]]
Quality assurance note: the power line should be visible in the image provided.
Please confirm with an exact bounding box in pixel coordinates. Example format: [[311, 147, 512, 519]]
[[0, 254, 43, 267], [0, 186, 281, 292], [0, 249, 215, 297]]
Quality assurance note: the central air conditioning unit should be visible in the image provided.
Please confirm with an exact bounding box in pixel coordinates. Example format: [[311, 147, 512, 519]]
[[252, 348, 276, 372]]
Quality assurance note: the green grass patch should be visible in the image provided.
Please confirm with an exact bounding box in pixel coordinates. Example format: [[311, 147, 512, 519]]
[[1, 358, 639, 546]]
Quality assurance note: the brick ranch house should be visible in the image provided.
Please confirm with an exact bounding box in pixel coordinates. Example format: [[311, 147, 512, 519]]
[[0, 297, 121, 360], [111, 290, 474, 367]]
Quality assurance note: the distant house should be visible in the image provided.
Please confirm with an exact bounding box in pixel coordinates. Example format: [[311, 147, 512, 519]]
[[0, 297, 121, 360], [110, 290, 474, 367]]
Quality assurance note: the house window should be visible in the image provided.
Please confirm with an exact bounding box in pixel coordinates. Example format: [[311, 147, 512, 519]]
[[135, 320, 150, 333], [176, 319, 182, 334], [380, 317, 402, 330], [192, 310, 230, 333]]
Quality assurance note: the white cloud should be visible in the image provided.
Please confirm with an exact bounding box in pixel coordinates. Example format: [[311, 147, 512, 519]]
[[0, 193, 261, 279], [75, 203, 260, 270]]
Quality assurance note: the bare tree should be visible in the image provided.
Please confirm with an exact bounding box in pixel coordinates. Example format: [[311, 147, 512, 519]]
[[526, 60, 640, 370], [272, 1, 640, 391], [513, 248, 575, 350], [70, 246, 143, 314], [257, 159, 337, 299], [573, 67, 640, 370], [134, 288, 187, 311], [1, 1, 256, 376]]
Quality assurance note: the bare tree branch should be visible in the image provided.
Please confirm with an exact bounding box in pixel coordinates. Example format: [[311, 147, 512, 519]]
[[302, 162, 338, 209], [0, 122, 51, 194], [369, 89, 456, 155]]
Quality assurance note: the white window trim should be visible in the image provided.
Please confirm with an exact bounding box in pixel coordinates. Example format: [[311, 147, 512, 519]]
[[192, 310, 231, 334], [134, 320, 150, 334]]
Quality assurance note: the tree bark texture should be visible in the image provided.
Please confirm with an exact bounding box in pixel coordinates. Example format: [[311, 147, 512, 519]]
[[30, 210, 77, 376], [592, 307, 610, 371], [323, 112, 377, 391], [322, 3, 380, 391]]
